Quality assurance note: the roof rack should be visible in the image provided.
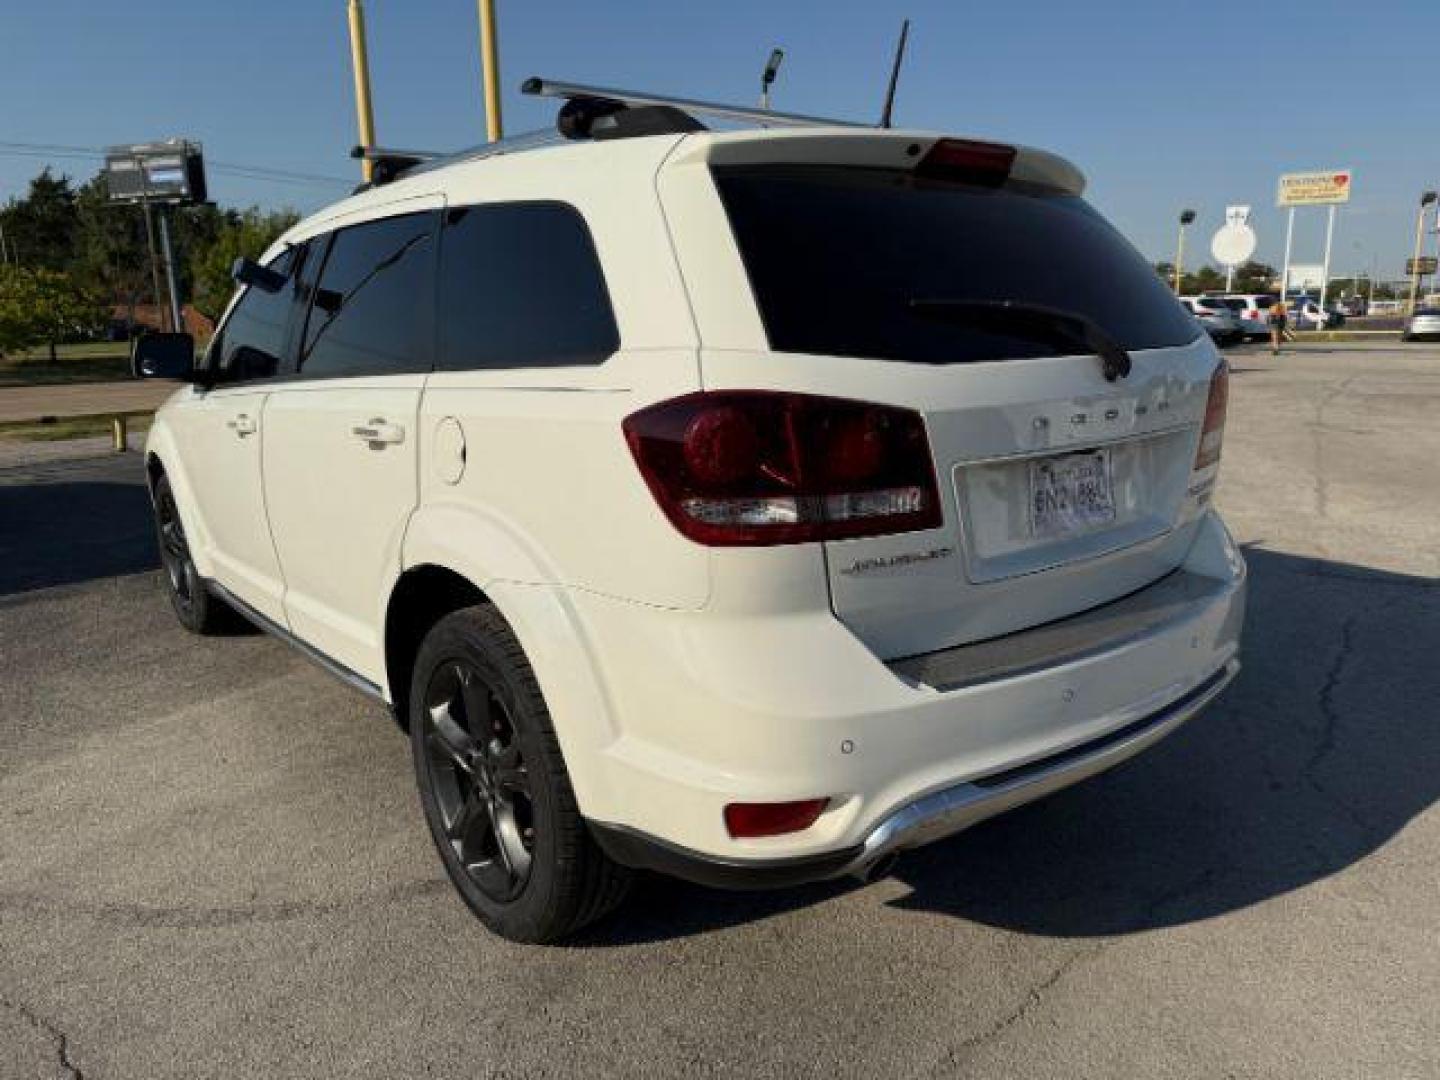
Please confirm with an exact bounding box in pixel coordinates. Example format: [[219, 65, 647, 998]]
[[355, 74, 867, 189], [520, 76, 866, 131]]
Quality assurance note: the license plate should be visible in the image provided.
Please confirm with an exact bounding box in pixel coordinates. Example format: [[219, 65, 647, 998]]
[[1028, 448, 1116, 539]]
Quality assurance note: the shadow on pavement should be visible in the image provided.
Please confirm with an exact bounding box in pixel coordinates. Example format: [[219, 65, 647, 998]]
[[0, 456, 158, 597], [578, 547, 1438, 946]]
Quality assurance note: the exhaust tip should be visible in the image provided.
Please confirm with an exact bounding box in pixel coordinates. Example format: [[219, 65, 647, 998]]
[[854, 852, 899, 884]]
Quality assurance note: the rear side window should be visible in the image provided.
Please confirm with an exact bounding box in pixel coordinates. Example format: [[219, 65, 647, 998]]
[[211, 248, 297, 381], [436, 202, 618, 371], [297, 212, 436, 378], [714, 165, 1200, 364]]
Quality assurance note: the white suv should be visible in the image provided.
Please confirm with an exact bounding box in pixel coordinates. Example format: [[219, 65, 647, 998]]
[[136, 90, 1245, 943]]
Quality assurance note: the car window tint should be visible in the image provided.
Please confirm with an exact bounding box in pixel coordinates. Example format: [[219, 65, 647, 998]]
[[212, 248, 296, 381], [436, 202, 618, 371], [714, 165, 1200, 364], [298, 212, 435, 377]]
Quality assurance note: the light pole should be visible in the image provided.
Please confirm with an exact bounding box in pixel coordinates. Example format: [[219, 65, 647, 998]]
[[1407, 191, 1437, 314], [759, 48, 784, 110], [1174, 209, 1196, 294]]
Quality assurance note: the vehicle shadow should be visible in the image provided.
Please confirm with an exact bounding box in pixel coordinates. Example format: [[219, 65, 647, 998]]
[[575, 546, 1439, 946], [0, 457, 159, 597]]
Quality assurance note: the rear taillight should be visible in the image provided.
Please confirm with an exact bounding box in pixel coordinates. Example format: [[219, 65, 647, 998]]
[[914, 138, 1017, 187], [1194, 361, 1228, 471], [623, 391, 942, 546], [724, 799, 829, 839]]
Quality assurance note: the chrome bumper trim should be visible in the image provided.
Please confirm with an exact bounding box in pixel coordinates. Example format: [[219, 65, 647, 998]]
[[839, 658, 1239, 878]]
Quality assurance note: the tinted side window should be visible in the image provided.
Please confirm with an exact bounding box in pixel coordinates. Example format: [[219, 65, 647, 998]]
[[298, 212, 435, 378], [212, 248, 297, 381], [436, 202, 618, 371]]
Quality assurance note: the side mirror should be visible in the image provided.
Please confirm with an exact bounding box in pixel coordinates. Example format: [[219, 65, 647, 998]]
[[231, 256, 287, 293], [131, 332, 196, 380]]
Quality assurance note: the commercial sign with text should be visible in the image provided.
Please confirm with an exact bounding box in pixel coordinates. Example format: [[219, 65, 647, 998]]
[[1276, 170, 1352, 207]]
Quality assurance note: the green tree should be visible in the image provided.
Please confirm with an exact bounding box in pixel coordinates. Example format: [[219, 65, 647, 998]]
[[72, 175, 153, 324], [1231, 261, 1277, 293], [0, 266, 102, 359], [0, 168, 79, 272], [188, 207, 298, 319]]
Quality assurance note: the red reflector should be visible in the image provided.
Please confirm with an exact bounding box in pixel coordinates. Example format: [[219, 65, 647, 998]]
[[724, 799, 829, 839], [1193, 360, 1228, 471], [914, 138, 1017, 186]]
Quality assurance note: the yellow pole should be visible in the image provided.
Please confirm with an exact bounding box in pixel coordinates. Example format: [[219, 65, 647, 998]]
[[347, 0, 377, 182], [477, 0, 503, 142]]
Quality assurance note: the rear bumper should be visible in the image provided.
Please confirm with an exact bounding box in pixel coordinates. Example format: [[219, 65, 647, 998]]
[[574, 511, 1246, 873], [590, 658, 1237, 889]]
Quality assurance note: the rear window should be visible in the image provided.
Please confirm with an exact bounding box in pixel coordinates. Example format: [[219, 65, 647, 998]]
[[1253, 296, 1276, 309], [714, 165, 1200, 364]]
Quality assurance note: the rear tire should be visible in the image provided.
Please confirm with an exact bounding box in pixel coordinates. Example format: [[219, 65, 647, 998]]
[[409, 605, 630, 943], [152, 473, 241, 635]]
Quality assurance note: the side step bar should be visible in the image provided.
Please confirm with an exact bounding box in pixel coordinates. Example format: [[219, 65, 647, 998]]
[[206, 580, 387, 703]]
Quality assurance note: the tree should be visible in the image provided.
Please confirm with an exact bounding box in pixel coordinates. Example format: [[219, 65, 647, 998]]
[[72, 176, 153, 324], [1231, 261, 1277, 293], [0, 168, 79, 271], [0, 266, 102, 359], [188, 207, 298, 319]]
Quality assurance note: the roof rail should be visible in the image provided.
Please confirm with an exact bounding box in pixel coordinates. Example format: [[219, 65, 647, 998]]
[[521, 76, 867, 130], [353, 75, 867, 190]]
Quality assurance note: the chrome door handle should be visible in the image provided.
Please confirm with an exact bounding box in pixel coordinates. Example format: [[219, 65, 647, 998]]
[[227, 414, 257, 436], [351, 418, 406, 445]]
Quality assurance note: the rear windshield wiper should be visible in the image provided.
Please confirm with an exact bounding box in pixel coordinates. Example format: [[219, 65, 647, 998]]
[[908, 299, 1133, 381]]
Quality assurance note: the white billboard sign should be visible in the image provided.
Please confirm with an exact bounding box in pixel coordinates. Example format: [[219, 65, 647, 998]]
[[1277, 170, 1352, 207]]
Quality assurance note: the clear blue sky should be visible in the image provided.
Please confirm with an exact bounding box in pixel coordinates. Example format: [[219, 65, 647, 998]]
[[2, 0, 1437, 277]]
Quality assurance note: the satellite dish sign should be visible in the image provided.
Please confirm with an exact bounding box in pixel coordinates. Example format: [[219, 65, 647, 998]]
[[1212, 205, 1256, 267]]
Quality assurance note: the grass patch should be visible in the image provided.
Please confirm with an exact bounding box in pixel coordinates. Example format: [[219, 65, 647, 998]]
[[0, 342, 134, 386], [0, 412, 153, 443]]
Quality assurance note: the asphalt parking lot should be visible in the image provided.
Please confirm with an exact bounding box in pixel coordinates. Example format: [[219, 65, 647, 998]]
[[2, 342, 1437, 1079]]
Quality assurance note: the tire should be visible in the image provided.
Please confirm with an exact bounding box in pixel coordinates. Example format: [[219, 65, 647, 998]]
[[152, 472, 241, 635], [409, 605, 631, 943]]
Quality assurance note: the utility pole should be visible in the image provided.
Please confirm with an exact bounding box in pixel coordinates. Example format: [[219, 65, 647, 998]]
[[157, 207, 183, 335], [1407, 191, 1436, 315], [347, 0, 378, 181], [1279, 207, 1296, 302], [477, 0, 503, 141]]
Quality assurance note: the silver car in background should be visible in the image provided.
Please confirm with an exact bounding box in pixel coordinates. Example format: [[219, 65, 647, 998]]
[[1402, 307, 1440, 342], [1181, 297, 1244, 347]]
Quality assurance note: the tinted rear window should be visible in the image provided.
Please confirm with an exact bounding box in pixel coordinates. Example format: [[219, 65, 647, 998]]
[[714, 166, 1200, 364]]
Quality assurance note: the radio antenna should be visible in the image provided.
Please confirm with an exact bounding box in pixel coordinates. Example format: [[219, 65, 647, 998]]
[[878, 18, 911, 128]]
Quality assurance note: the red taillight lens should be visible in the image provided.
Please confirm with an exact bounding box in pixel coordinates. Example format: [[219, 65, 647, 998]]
[[623, 391, 942, 546], [914, 138, 1017, 187], [1194, 360, 1228, 471], [724, 799, 829, 839]]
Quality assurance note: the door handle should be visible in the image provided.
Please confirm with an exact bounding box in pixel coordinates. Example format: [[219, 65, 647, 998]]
[[351, 418, 406, 445], [227, 414, 257, 437]]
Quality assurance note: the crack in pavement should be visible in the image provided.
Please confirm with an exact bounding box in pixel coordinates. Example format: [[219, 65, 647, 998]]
[[1300, 612, 1380, 841], [921, 867, 1220, 1077], [1308, 376, 1357, 522], [0, 993, 84, 1079]]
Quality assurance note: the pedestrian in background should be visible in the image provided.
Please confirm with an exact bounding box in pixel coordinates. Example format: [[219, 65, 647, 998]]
[[1269, 299, 1288, 355]]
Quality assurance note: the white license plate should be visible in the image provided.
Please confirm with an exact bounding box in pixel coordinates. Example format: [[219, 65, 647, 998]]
[[1028, 448, 1116, 539]]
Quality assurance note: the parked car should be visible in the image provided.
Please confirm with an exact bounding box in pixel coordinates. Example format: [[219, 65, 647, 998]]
[[1282, 295, 1343, 329], [1207, 293, 1275, 341], [134, 87, 1245, 943], [1180, 297, 1245, 346], [1335, 296, 1366, 318], [1402, 307, 1440, 341]]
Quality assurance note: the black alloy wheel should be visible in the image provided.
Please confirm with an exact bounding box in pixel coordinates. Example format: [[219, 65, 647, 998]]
[[420, 658, 536, 901], [409, 606, 630, 943]]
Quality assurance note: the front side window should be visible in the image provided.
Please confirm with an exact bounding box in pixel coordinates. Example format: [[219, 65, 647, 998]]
[[297, 212, 436, 378], [435, 202, 618, 371], [209, 248, 297, 382], [714, 165, 1201, 365]]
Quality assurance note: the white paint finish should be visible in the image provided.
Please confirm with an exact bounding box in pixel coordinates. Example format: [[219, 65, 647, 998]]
[[262, 376, 425, 681], [159, 386, 288, 623]]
